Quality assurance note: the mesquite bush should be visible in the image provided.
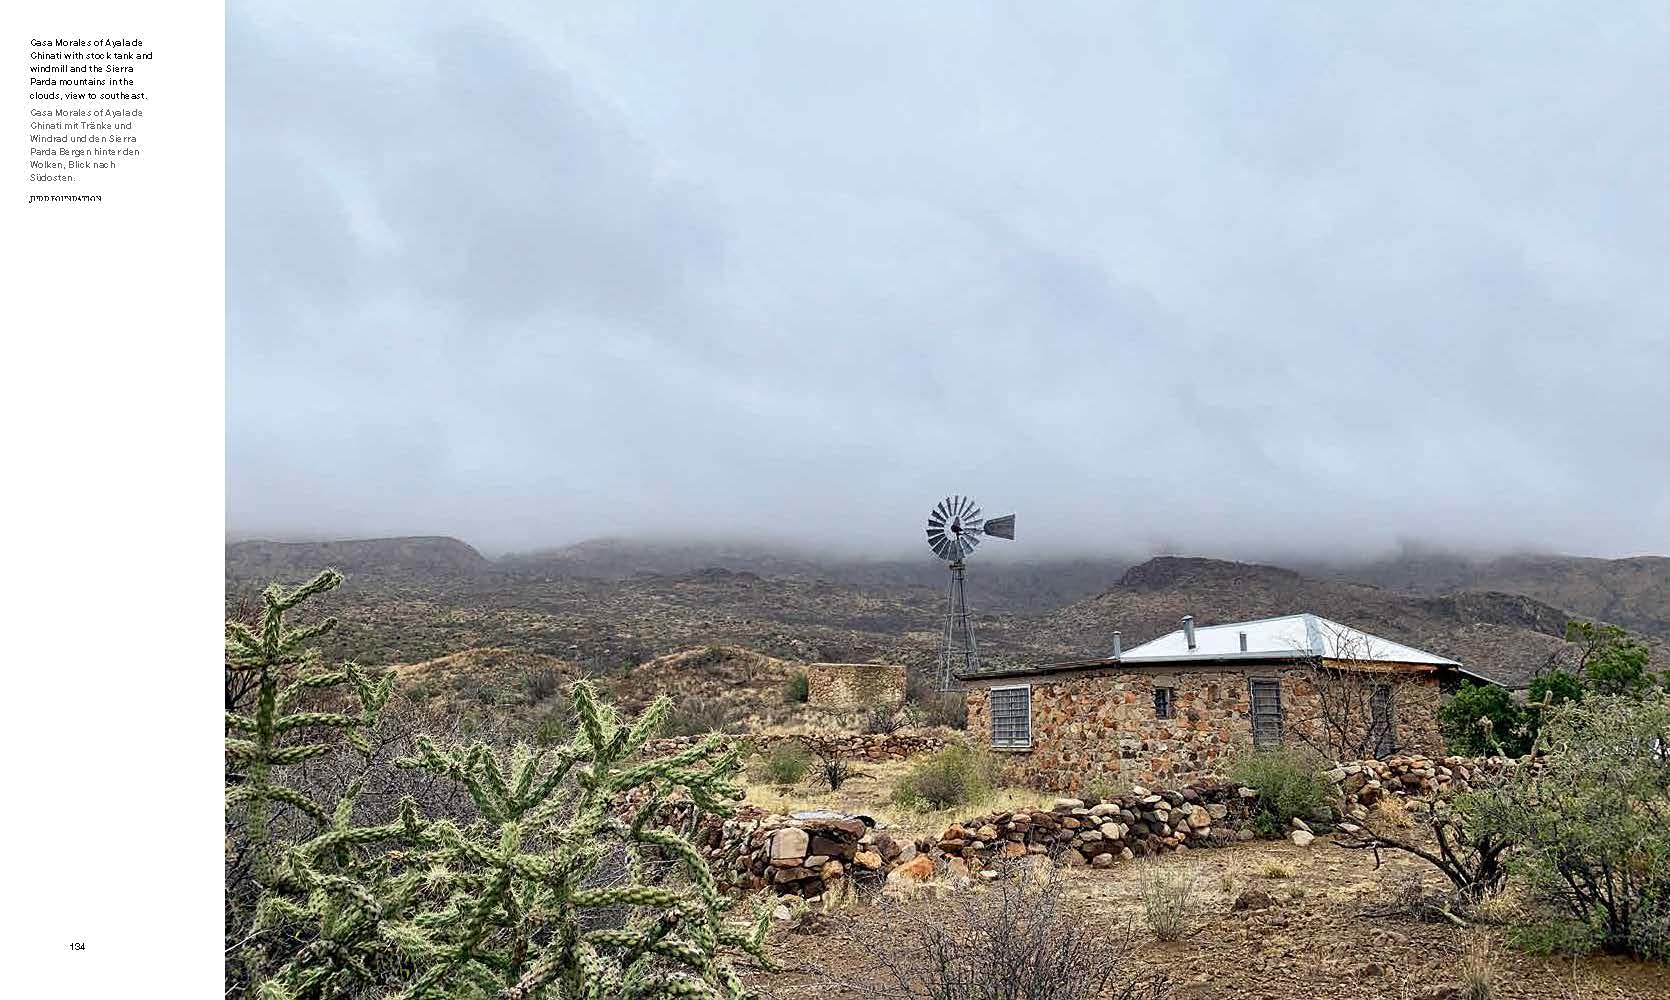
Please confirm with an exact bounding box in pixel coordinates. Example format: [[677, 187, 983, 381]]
[[227, 570, 772, 999]]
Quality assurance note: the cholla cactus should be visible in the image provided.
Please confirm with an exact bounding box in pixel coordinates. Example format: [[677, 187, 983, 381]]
[[225, 569, 392, 862], [231, 571, 771, 1000]]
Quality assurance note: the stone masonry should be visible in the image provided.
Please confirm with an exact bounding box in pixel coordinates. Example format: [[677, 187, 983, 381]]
[[805, 662, 906, 711], [966, 663, 1444, 791]]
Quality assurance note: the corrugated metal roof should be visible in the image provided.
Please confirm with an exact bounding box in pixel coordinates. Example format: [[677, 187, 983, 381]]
[[1119, 612, 1460, 666]]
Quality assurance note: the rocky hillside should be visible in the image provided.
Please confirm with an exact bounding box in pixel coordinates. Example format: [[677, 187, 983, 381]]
[[226, 537, 1668, 691], [1323, 551, 1670, 641], [227, 536, 489, 584], [504, 538, 1129, 613], [1035, 557, 1663, 688]]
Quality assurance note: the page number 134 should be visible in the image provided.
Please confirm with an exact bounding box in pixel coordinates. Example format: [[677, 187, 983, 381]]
[[69, 942, 86, 952]]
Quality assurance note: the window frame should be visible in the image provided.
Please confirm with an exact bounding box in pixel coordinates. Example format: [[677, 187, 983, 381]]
[[1153, 685, 1175, 720], [1249, 677, 1284, 750], [1368, 682, 1395, 757], [989, 683, 1033, 750]]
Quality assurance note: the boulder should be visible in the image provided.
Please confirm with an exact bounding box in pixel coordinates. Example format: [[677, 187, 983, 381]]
[[767, 827, 809, 864], [888, 854, 935, 883], [852, 850, 883, 871], [1289, 829, 1316, 848]]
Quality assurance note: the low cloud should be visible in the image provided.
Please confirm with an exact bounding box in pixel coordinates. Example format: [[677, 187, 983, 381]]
[[229, 2, 1670, 560]]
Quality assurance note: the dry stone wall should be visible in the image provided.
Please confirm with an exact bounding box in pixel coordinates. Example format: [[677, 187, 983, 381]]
[[938, 784, 1254, 870], [645, 730, 945, 762]]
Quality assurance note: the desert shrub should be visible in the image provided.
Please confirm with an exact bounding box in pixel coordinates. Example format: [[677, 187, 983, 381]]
[[524, 662, 564, 705], [1471, 693, 1670, 959], [662, 695, 743, 737], [863, 705, 904, 735], [892, 744, 997, 810], [1139, 865, 1198, 941], [915, 691, 969, 729], [1228, 749, 1331, 836], [819, 749, 855, 791], [849, 861, 1166, 1000], [905, 670, 969, 729], [1504, 917, 1601, 957], [1340, 784, 1513, 908], [226, 570, 771, 999], [1440, 681, 1530, 756], [756, 742, 812, 785], [784, 670, 810, 704]]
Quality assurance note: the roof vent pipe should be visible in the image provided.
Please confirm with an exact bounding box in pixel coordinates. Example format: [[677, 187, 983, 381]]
[[1182, 616, 1196, 651], [1112, 631, 1122, 659], [1239, 631, 1248, 652]]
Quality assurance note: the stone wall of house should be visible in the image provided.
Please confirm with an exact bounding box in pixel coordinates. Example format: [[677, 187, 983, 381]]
[[966, 664, 1446, 792], [1284, 664, 1444, 758], [805, 662, 906, 710]]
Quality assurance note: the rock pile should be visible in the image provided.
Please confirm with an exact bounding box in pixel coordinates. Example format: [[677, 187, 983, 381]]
[[631, 801, 917, 899], [729, 811, 916, 898], [1328, 753, 1534, 822], [938, 784, 1252, 869]]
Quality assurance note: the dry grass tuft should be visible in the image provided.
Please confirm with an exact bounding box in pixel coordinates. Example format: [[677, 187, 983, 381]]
[[1256, 859, 1297, 879], [1458, 930, 1497, 1000], [1139, 864, 1199, 942], [1371, 796, 1414, 830]]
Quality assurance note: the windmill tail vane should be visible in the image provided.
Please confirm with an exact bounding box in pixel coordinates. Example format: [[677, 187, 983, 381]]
[[924, 495, 1015, 691]]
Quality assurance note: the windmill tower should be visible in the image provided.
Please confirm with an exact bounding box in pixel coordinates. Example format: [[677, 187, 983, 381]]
[[925, 495, 1015, 690]]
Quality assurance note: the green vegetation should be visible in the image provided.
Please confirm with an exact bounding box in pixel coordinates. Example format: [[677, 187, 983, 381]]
[[890, 744, 997, 810], [226, 570, 770, 999], [1473, 693, 1670, 959], [1228, 749, 1332, 836], [1442, 620, 1661, 756], [1563, 620, 1656, 696], [755, 742, 812, 785], [783, 670, 810, 704], [1139, 865, 1198, 942], [1440, 681, 1530, 757]]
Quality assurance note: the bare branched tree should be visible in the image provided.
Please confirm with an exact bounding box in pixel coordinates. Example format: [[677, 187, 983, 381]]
[[1283, 624, 1403, 761]]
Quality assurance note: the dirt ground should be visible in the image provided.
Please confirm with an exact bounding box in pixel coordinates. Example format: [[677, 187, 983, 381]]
[[745, 839, 1668, 1000]]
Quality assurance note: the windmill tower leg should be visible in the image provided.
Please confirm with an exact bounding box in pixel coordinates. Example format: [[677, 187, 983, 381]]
[[940, 559, 978, 691]]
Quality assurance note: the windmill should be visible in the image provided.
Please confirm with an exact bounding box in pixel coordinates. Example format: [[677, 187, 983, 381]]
[[925, 495, 1015, 690]]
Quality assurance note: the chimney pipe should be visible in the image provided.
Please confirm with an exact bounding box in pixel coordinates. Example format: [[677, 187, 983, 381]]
[[1182, 615, 1196, 652], [1112, 630, 1122, 659], [1238, 631, 1248, 652]]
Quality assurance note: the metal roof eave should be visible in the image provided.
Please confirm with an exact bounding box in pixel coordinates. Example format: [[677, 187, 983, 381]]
[[961, 652, 1502, 686]]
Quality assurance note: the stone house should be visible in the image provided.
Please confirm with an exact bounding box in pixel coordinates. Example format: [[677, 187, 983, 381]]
[[964, 612, 1495, 790]]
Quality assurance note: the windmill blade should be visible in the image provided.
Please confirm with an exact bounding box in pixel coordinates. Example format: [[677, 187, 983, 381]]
[[982, 514, 1016, 539]]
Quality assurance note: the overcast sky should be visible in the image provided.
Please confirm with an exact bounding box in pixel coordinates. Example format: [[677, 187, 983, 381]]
[[228, 2, 1670, 560]]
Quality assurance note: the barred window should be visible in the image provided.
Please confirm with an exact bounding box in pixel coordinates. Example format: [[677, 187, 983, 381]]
[[1153, 686, 1175, 719], [1250, 679, 1283, 749], [990, 685, 1031, 749]]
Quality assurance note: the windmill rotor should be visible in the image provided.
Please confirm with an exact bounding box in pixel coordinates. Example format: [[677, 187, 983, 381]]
[[925, 495, 1016, 689], [926, 494, 1006, 563]]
